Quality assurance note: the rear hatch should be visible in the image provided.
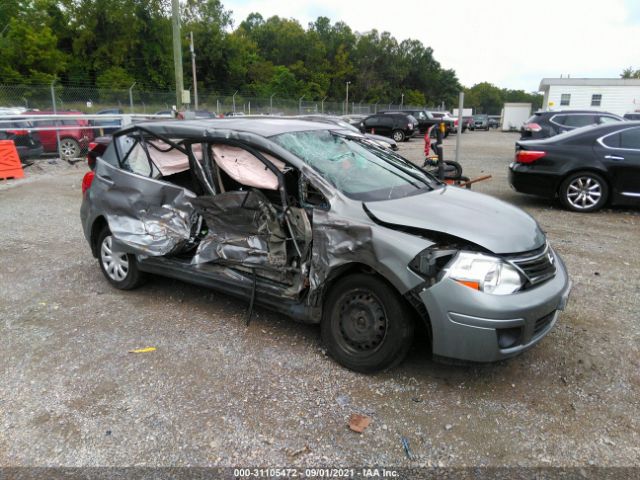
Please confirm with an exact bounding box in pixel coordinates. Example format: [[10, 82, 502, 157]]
[[520, 112, 543, 139], [6, 119, 41, 148]]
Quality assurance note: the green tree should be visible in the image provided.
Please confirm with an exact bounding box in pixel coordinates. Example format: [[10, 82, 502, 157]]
[[465, 82, 503, 114], [621, 67, 640, 79], [0, 1, 68, 83], [403, 89, 426, 106]]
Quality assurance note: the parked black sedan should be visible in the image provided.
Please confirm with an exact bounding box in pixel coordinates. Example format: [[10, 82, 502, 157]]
[[509, 122, 640, 212], [0, 118, 43, 164]]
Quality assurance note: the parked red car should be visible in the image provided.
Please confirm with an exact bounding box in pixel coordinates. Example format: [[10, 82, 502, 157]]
[[25, 110, 94, 160]]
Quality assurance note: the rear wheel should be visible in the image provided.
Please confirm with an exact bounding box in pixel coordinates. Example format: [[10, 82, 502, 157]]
[[392, 129, 406, 142], [321, 274, 414, 373], [559, 171, 608, 212], [59, 138, 81, 160], [97, 227, 145, 289]]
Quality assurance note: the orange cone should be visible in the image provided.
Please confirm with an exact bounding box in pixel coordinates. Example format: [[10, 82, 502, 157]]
[[0, 140, 24, 180]]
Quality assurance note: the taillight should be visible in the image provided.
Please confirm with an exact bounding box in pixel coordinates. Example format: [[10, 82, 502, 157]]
[[7, 129, 28, 135], [523, 123, 542, 132], [88, 142, 97, 151], [516, 150, 546, 164], [81, 171, 95, 194]]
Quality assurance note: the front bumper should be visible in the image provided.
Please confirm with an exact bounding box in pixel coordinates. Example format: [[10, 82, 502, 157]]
[[419, 249, 572, 362]]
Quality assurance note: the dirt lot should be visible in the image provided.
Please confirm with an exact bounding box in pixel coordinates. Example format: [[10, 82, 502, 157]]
[[0, 131, 639, 468]]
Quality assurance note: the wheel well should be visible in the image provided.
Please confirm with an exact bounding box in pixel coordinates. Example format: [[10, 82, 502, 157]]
[[321, 262, 429, 342], [90, 216, 108, 258]]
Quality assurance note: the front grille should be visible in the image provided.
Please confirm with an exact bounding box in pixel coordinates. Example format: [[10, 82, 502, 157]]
[[505, 243, 556, 287], [534, 311, 556, 336]]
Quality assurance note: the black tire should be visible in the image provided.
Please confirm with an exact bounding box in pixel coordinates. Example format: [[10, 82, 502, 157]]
[[392, 129, 406, 142], [321, 274, 414, 373], [424, 160, 463, 180], [97, 227, 145, 289], [559, 171, 608, 212], [442, 160, 463, 179]]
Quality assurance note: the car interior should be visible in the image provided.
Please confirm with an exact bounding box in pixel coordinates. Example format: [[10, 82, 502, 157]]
[[111, 129, 317, 289]]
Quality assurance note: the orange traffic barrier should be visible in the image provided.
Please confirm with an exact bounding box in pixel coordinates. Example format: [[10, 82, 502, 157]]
[[0, 140, 24, 180]]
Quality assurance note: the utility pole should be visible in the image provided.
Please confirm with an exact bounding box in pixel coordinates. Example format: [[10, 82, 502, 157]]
[[270, 93, 275, 114], [400, 93, 404, 109], [171, 0, 183, 109], [299, 95, 305, 114], [321, 96, 327, 114], [345, 81, 351, 115], [189, 31, 198, 110], [232, 90, 238, 113]]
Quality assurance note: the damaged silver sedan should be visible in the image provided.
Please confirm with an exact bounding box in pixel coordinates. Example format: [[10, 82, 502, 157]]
[[80, 118, 571, 372]]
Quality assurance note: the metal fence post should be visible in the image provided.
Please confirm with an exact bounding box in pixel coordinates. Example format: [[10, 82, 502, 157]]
[[129, 82, 136, 113], [50, 79, 62, 160]]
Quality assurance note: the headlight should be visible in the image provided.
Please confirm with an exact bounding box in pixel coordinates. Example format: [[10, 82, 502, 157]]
[[444, 252, 523, 295]]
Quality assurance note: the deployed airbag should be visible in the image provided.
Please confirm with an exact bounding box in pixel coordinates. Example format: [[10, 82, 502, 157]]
[[212, 145, 286, 191]]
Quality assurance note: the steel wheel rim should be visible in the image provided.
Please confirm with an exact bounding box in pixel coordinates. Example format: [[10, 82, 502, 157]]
[[60, 139, 80, 159], [100, 235, 129, 282], [336, 289, 388, 354], [566, 176, 602, 209]]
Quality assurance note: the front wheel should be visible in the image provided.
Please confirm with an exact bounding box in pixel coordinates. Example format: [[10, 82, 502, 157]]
[[392, 129, 406, 142], [321, 274, 414, 373], [559, 171, 608, 212], [97, 227, 145, 289]]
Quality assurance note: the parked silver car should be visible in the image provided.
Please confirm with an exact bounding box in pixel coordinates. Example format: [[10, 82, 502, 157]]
[[80, 118, 571, 372]]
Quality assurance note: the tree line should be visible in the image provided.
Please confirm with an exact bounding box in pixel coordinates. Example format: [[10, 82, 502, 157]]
[[0, 0, 542, 113]]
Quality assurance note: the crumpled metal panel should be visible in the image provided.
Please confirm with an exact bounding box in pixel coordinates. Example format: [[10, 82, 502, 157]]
[[309, 209, 375, 292], [191, 190, 287, 266], [107, 206, 196, 256], [96, 165, 198, 256]]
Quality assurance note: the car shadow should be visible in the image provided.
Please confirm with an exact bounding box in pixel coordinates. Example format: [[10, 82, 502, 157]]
[[134, 273, 538, 386]]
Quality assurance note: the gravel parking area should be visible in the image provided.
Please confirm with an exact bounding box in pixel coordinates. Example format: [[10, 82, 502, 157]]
[[1, 131, 638, 468]]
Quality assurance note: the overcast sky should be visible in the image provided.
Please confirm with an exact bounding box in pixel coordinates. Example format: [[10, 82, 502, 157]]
[[224, 0, 640, 92]]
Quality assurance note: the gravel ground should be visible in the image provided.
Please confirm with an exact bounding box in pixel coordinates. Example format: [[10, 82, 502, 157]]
[[0, 131, 639, 468]]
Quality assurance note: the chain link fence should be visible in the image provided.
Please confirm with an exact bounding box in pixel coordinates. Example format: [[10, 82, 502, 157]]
[[0, 83, 429, 116], [0, 82, 433, 162]]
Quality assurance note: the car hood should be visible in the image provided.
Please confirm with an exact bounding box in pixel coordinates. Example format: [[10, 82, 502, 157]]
[[364, 186, 546, 254]]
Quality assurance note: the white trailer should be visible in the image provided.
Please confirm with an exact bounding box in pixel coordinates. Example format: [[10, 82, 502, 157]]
[[501, 103, 531, 131]]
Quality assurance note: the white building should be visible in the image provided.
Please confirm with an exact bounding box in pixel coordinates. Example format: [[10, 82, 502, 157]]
[[539, 78, 640, 116]]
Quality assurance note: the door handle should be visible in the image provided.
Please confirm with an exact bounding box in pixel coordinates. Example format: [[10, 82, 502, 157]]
[[604, 155, 625, 161]]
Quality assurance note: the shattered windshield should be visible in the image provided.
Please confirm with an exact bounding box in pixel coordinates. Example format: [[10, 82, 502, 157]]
[[273, 130, 437, 201]]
